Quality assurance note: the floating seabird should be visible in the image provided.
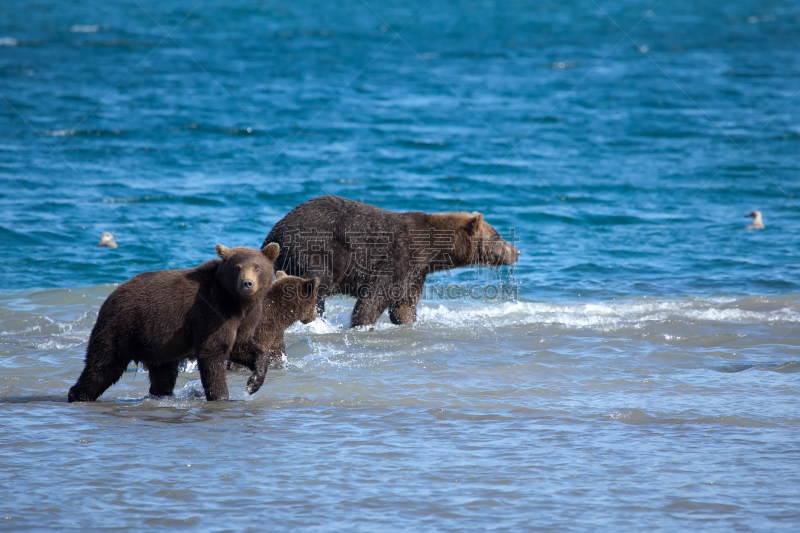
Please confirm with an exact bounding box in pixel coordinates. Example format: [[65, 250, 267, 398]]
[[97, 232, 118, 248], [745, 210, 764, 230]]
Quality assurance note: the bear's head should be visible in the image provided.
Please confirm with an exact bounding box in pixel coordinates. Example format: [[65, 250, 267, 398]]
[[271, 271, 320, 324], [464, 213, 520, 266], [215, 243, 280, 298]]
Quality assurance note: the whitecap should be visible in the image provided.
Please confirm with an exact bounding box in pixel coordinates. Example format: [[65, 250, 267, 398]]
[[414, 296, 800, 331], [285, 295, 800, 336]]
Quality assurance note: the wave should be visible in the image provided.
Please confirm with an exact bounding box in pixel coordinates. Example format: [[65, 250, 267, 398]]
[[434, 296, 800, 329], [0, 308, 97, 350], [3, 287, 799, 359], [285, 295, 800, 334]]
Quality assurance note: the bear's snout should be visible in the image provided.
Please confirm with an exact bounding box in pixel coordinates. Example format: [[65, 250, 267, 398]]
[[484, 238, 520, 266], [301, 306, 318, 324], [499, 243, 520, 265], [238, 273, 258, 295]]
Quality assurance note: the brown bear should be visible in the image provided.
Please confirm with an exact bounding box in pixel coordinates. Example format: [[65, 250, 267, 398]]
[[226, 271, 320, 372], [68, 243, 280, 403], [263, 196, 520, 327]]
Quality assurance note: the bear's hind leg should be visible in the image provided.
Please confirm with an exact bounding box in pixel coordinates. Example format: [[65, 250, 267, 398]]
[[68, 355, 130, 403], [147, 360, 181, 397]]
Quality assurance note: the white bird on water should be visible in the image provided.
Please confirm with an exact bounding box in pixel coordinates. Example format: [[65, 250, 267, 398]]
[[97, 232, 118, 248], [745, 210, 764, 230]]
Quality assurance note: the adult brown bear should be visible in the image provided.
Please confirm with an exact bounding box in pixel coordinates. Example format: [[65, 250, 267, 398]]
[[68, 243, 280, 402], [263, 196, 519, 327]]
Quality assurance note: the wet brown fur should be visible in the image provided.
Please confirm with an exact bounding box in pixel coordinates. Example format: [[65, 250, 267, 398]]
[[227, 272, 319, 373], [68, 244, 280, 402], [264, 196, 519, 327]]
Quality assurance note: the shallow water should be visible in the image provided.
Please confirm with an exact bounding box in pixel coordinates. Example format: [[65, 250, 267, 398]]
[[2, 289, 799, 530], [2, 0, 800, 530]]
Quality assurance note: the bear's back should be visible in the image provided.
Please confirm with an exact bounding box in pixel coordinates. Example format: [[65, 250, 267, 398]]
[[265, 196, 425, 283], [93, 262, 221, 343], [268, 196, 427, 240]]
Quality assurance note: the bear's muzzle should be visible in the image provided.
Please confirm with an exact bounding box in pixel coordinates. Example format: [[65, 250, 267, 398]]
[[238, 277, 256, 295]]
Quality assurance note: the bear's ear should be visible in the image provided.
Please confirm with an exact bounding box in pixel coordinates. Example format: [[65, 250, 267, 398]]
[[215, 244, 230, 260], [304, 277, 319, 298], [262, 242, 280, 261], [465, 212, 484, 235], [275, 270, 287, 279]]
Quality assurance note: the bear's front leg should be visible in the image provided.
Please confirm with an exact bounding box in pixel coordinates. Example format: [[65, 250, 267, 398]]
[[245, 338, 269, 395], [227, 341, 259, 372], [197, 356, 229, 401], [389, 298, 419, 325], [388, 281, 423, 325], [269, 338, 287, 366], [351, 295, 388, 327]]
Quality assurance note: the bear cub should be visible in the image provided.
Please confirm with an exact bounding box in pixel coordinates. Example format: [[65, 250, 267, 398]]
[[227, 271, 319, 372], [68, 243, 280, 403]]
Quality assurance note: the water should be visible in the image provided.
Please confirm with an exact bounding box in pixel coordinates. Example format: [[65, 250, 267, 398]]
[[1, 0, 799, 530]]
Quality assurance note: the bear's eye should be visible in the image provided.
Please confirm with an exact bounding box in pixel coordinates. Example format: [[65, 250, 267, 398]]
[[253, 264, 260, 271], [235, 265, 241, 271]]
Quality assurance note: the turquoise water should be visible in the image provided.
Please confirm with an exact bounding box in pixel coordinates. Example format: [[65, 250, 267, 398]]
[[2, 0, 799, 530]]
